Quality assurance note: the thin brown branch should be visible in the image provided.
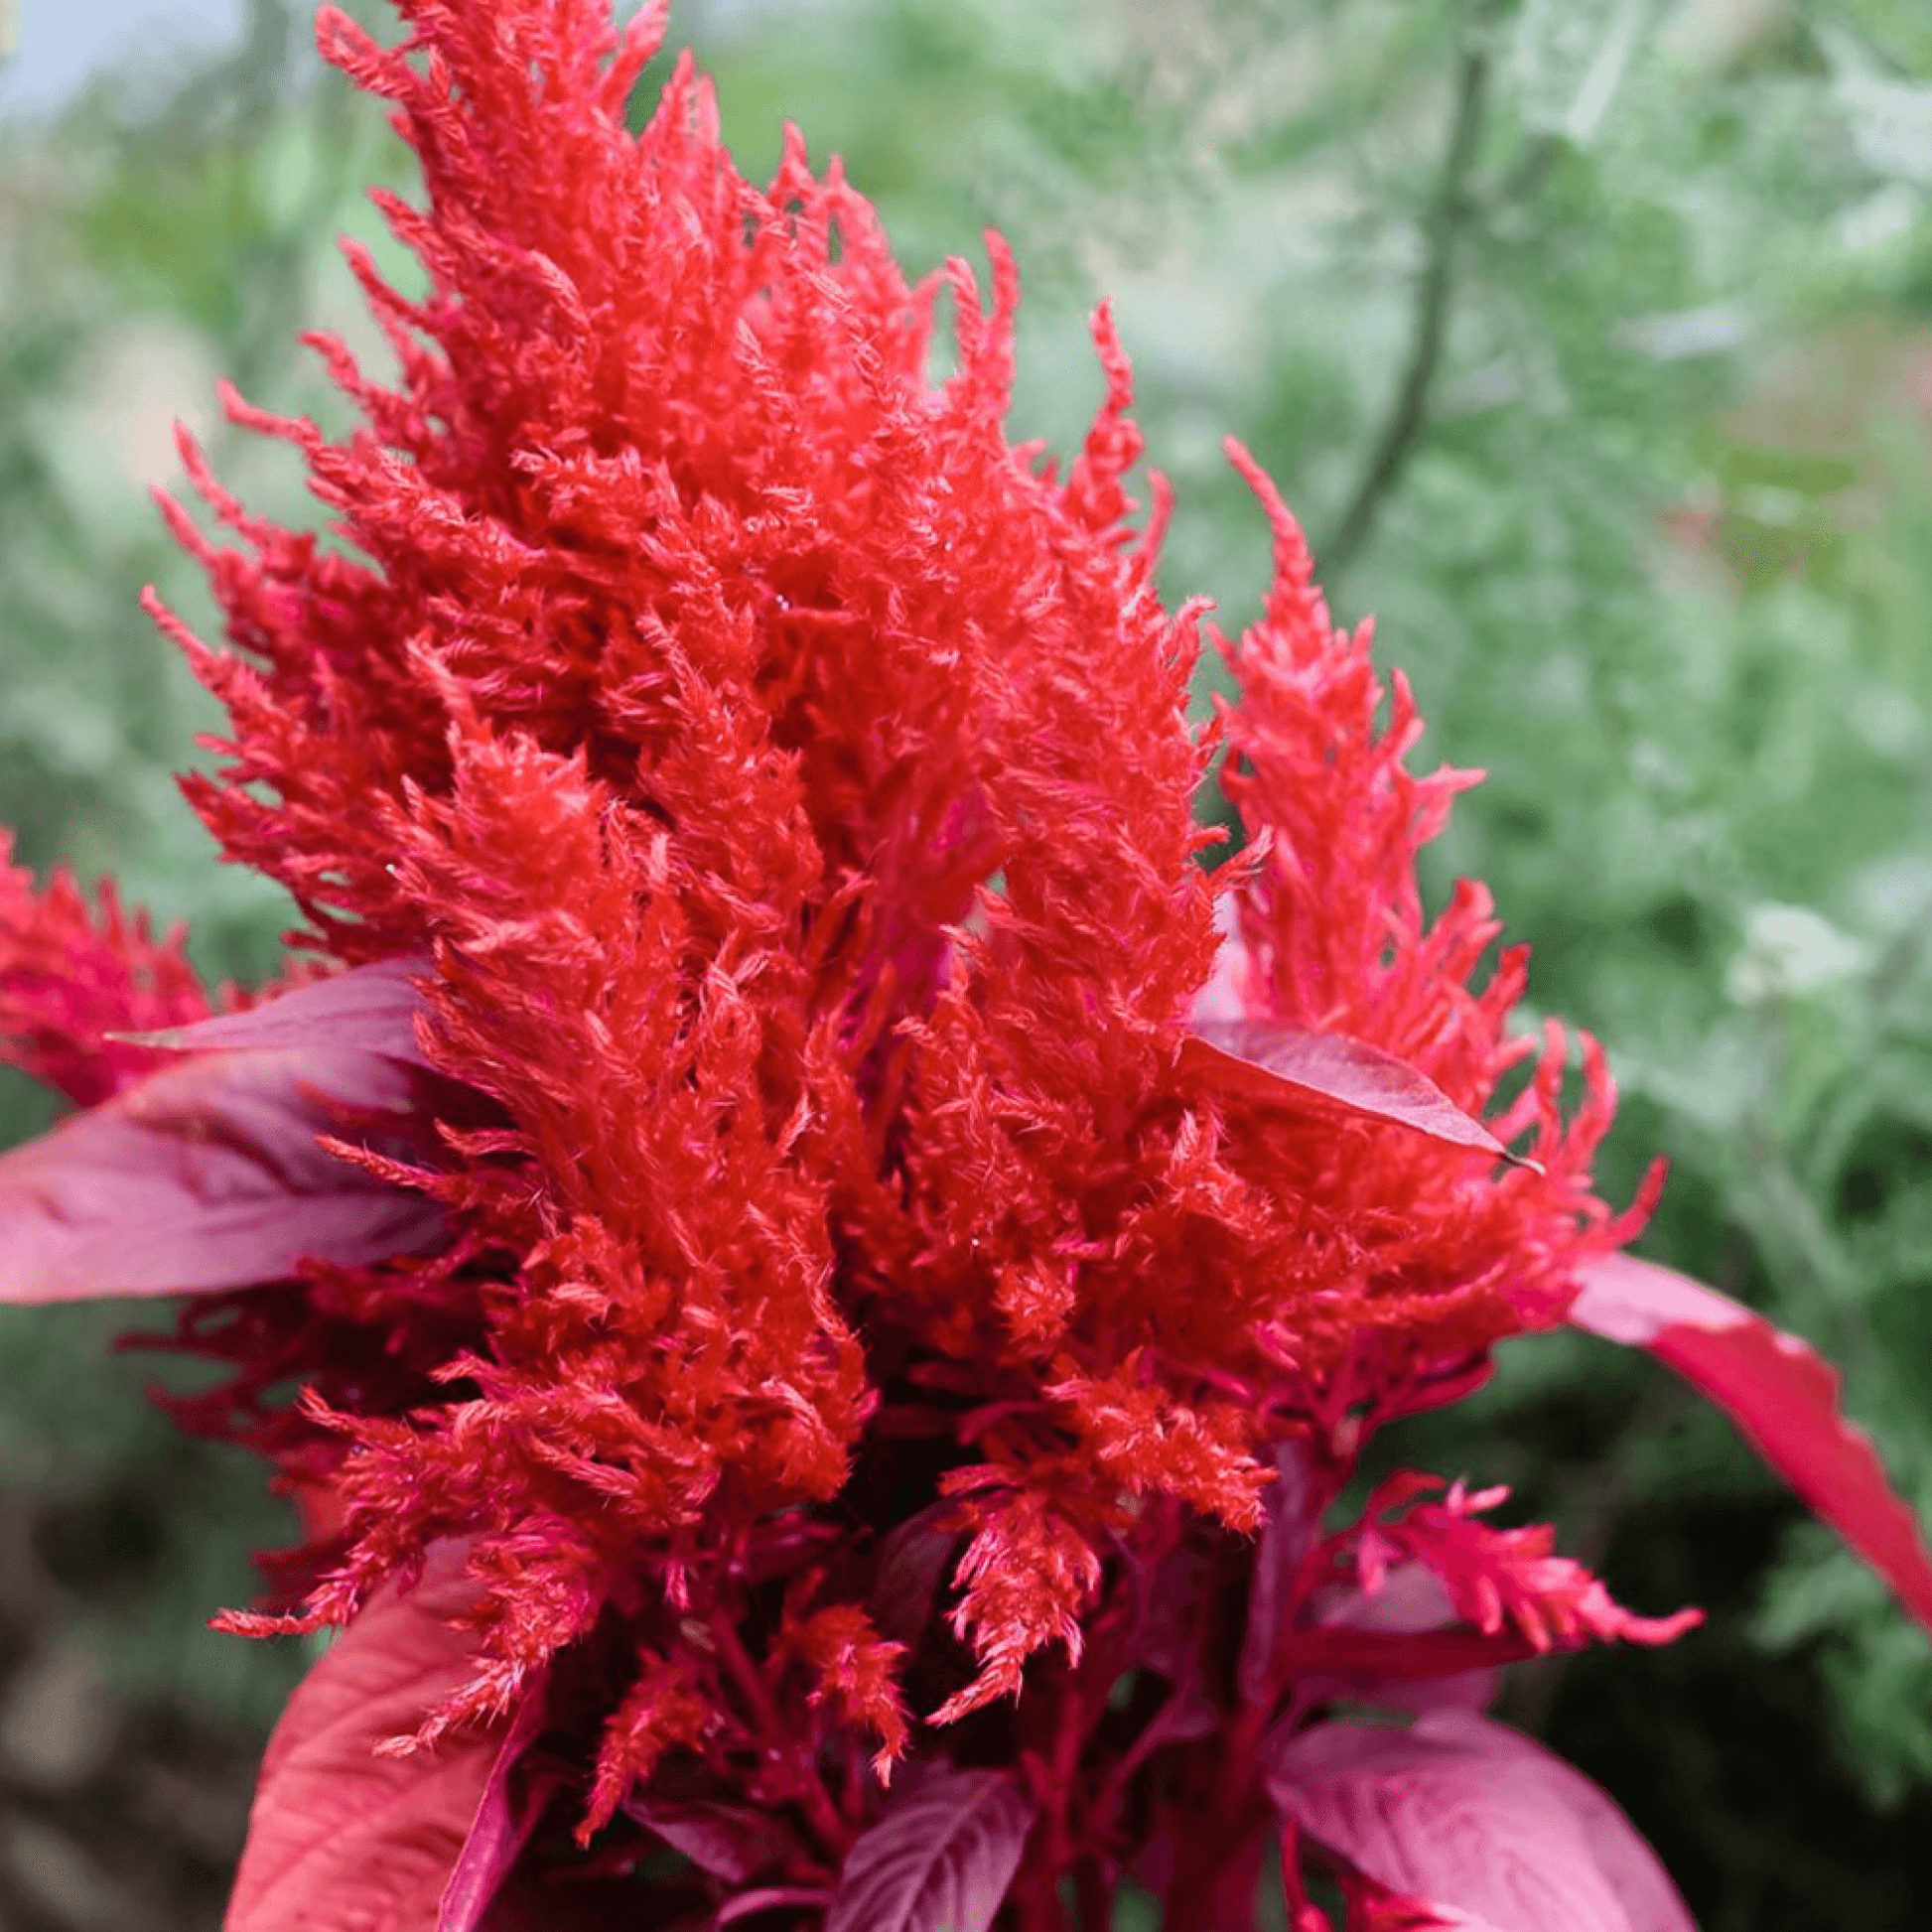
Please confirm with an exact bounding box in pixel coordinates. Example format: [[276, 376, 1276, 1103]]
[[1320, 40, 1492, 579]]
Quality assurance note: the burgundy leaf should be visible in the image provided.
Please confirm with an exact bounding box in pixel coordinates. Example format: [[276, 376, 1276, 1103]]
[[1571, 1252, 1932, 1632], [1121, 1542, 1220, 1744], [0, 1043, 444, 1303], [227, 1542, 515, 1932], [622, 1797, 798, 1885], [823, 1766, 1035, 1932], [1127, 1537, 1210, 1683], [1240, 1436, 1322, 1708], [438, 1678, 552, 1932], [1138, 1680, 1223, 1750], [1280, 1625, 1534, 1681], [1320, 1563, 1459, 1635], [1267, 1710, 1694, 1932], [1311, 1563, 1501, 1715], [131, 956, 435, 1065], [1180, 1021, 1528, 1167], [870, 1503, 966, 1651], [715, 1887, 834, 1925]]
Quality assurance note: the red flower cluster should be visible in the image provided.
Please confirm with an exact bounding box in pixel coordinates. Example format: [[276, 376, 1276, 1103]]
[[133, 0, 1641, 1733], [5, 4, 1931, 1929]]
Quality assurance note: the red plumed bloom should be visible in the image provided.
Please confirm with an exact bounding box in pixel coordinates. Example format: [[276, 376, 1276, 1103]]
[[149, 0, 1616, 1716], [7, 4, 1930, 1928]]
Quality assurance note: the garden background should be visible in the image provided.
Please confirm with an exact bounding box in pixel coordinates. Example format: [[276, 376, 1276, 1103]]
[[2, 0, 1931, 1925]]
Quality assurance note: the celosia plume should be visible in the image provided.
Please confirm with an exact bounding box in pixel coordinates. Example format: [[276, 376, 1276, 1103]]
[[4, 3, 1931, 1929], [129, 0, 1638, 1732]]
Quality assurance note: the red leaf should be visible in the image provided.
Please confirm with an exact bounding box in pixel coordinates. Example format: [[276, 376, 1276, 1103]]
[[622, 1797, 798, 1884], [132, 957, 434, 1066], [1267, 1711, 1694, 1932], [823, 1767, 1035, 1932], [869, 1503, 966, 1652], [228, 1543, 523, 1932], [1308, 1563, 1502, 1715], [1571, 1252, 1932, 1632], [1180, 1022, 1529, 1167], [0, 1043, 444, 1303], [1240, 1436, 1322, 1708], [1110, 1542, 1220, 1749], [716, 1888, 835, 1925], [437, 1678, 551, 1932], [1127, 1539, 1212, 1684], [1279, 1624, 1535, 1681]]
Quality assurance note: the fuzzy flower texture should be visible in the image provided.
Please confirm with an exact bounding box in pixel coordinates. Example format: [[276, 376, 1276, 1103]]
[[6, 6, 1932, 1931]]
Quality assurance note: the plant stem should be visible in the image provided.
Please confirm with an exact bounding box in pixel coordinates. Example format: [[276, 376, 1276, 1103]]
[[1163, 1787, 1274, 1932], [708, 1604, 852, 1859], [1320, 39, 1491, 579], [1073, 1861, 1113, 1932]]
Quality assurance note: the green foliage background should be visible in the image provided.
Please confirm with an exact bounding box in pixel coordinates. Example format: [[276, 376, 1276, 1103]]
[[3, 1, 1931, 1925]]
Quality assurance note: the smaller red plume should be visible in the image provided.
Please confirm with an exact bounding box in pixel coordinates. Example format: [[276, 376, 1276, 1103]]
[[579, 1649, 710, 1844], [1344, 1472, 1702, 1655], [783, 1602, 910, 1778], [0, 832, 213, 1106]]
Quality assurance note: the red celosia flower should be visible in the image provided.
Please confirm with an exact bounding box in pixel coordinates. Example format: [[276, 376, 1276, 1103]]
[[5, 3, 1932, 1929]]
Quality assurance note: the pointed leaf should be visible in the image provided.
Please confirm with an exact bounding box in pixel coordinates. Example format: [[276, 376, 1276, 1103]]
[[0, 1043, 445, 1303], [1120, 1541, 1220, 1743], [228, 1543, 518, 1932], [1571, 1253, 1932, 1632], [870, 1502, 966, 1651], [438, 1678, 552, 1932], [1127, 1539, 1214, 1683], [1136, 1680, 1223, 1750], [716, 1888, 834, 1925], [824, 1767, 1035, 1932], [1181, 1022, 1528, 1167], [622, 1797, 798, 1884], [1280, 1625, 1534, 1681], [1240, 1436, 1322, 1708], [1267, 1711, 1694, 1932], [130, 957, 435, 1066], [1310, 1563, 1501, 1715]]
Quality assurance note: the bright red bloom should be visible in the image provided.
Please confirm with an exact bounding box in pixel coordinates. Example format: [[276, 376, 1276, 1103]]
[[4, 4, 1930, 1929], [129, 0, 1634, 1730]]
